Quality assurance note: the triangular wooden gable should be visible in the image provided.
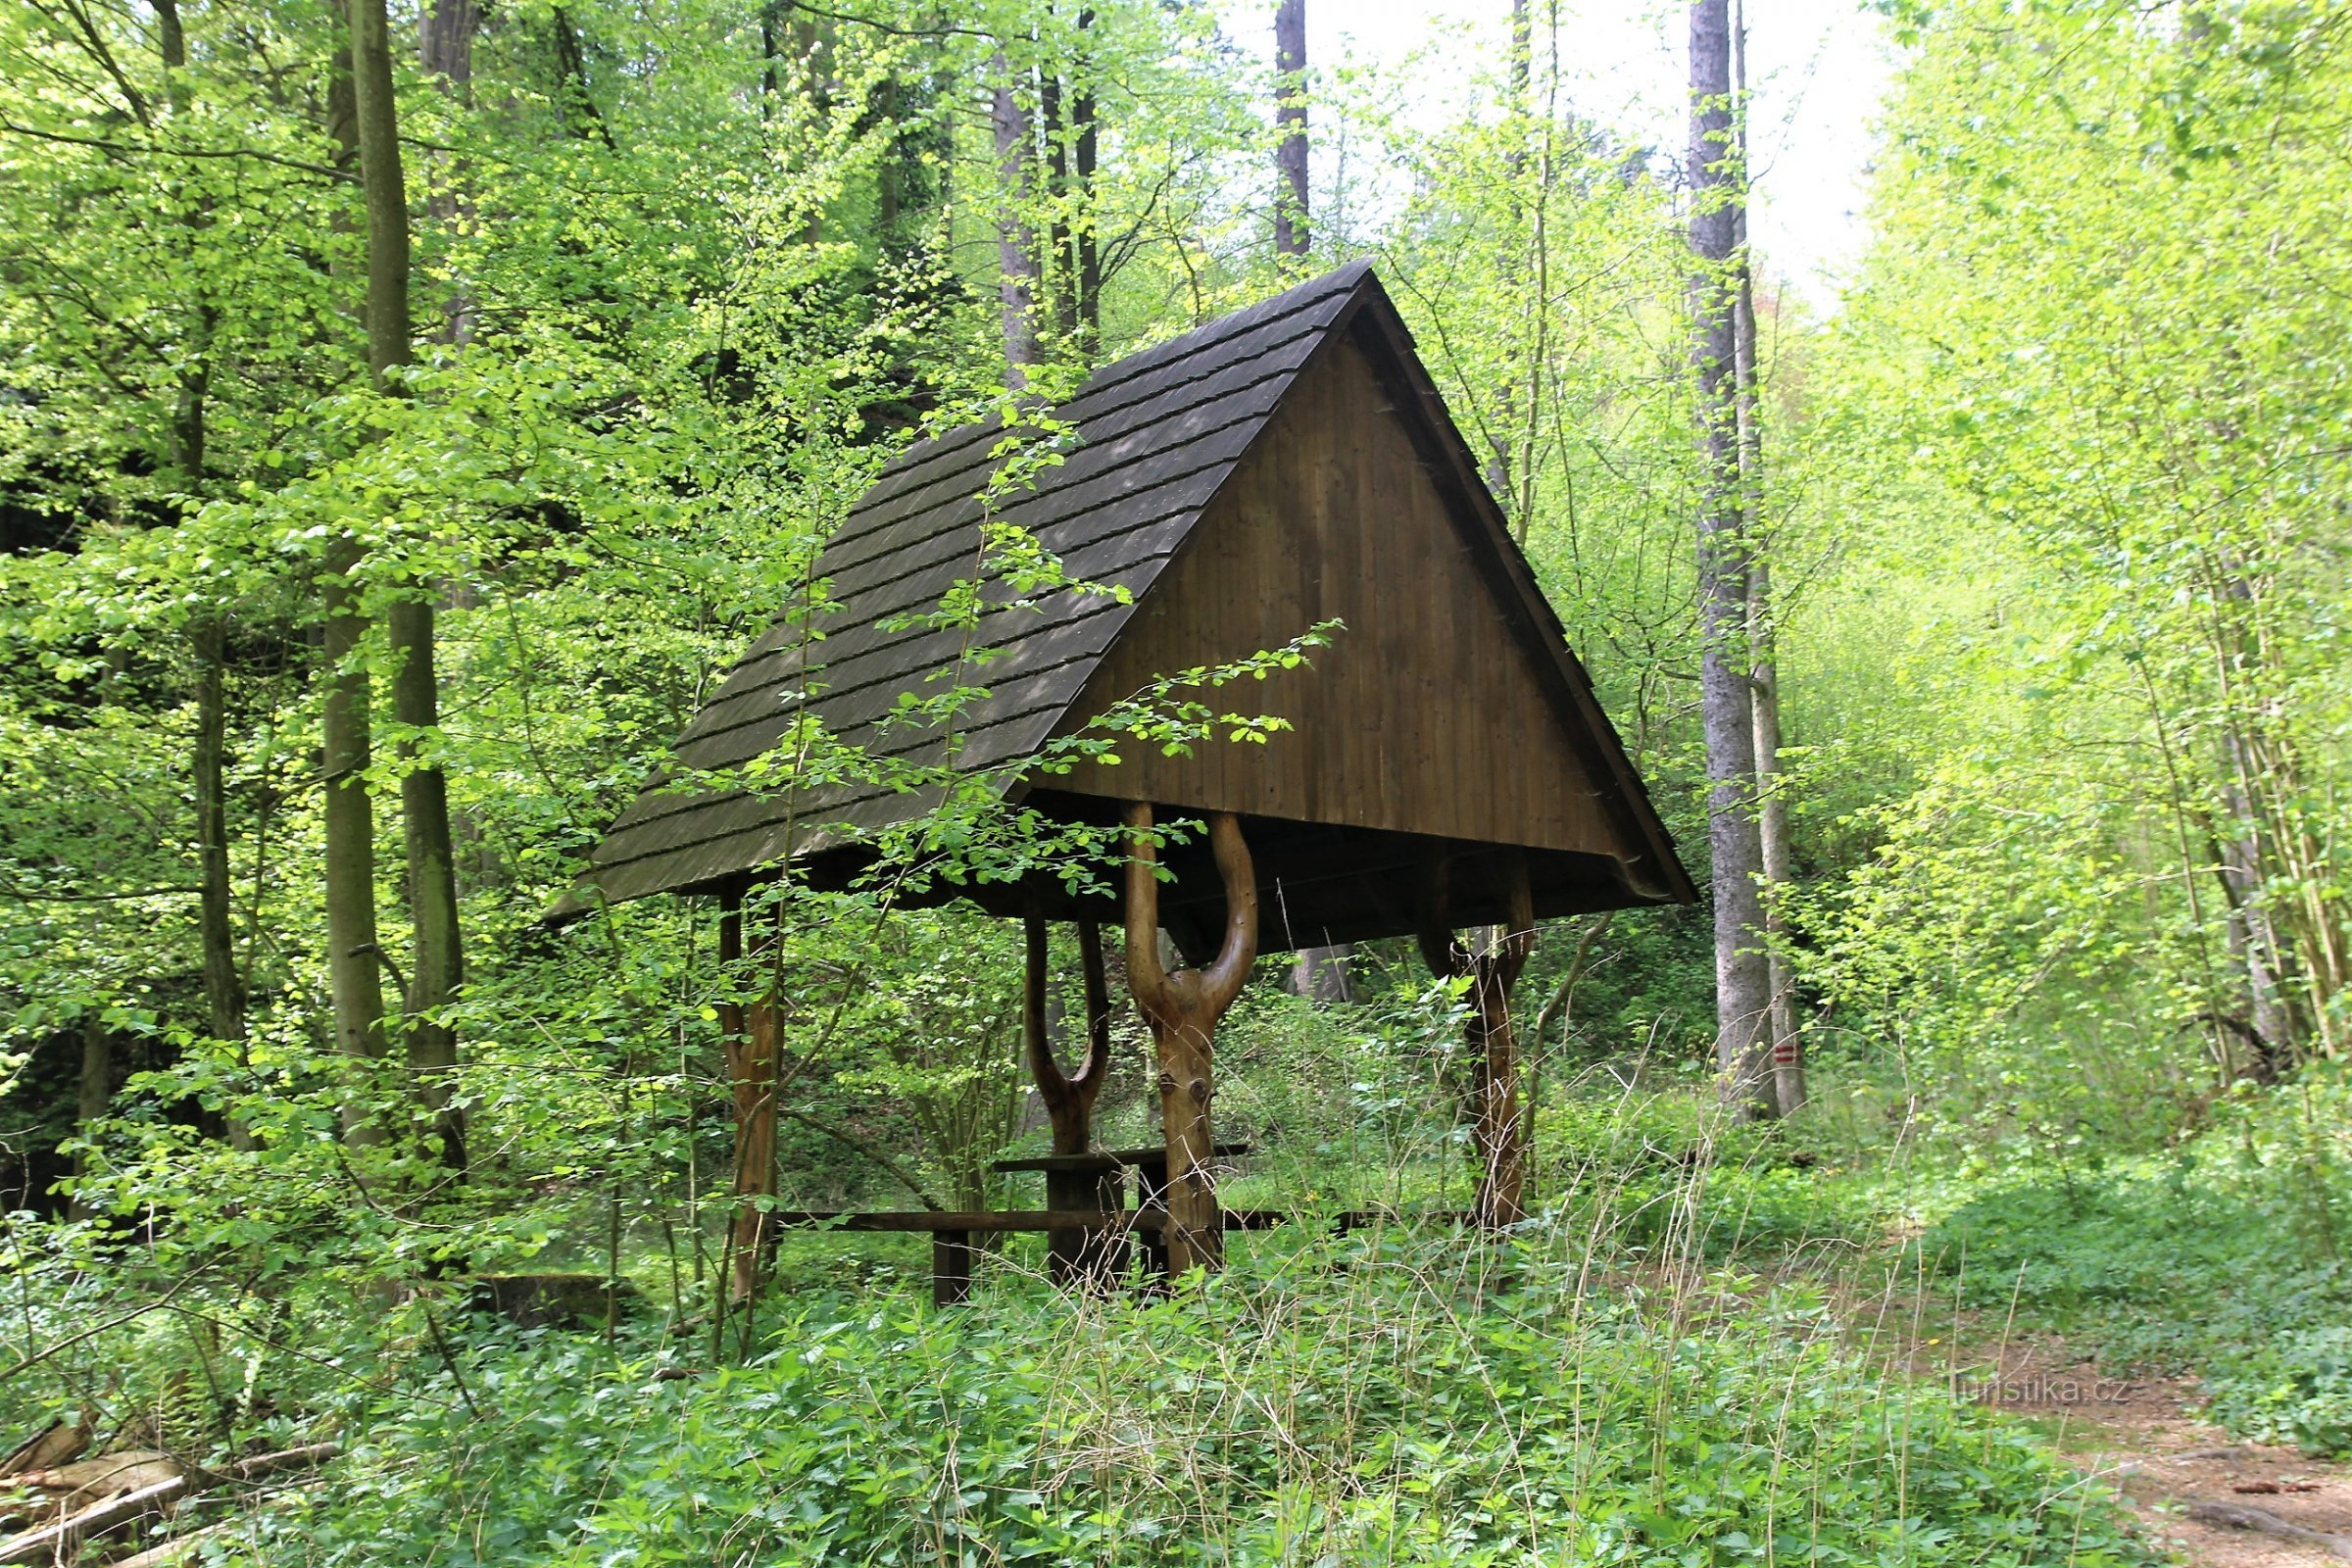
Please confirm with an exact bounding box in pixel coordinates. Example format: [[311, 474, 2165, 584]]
[[1051, 328, 1624, 861], [557, 264, 1691, 929]]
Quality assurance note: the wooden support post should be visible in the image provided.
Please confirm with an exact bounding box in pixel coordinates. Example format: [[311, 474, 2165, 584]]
[[722, 886, 782, 1302], [1022, 909, 1120, 1287], [933, 1229, 973, 1306], [1418, 853, 1536, 1231], [1123, 804, 1256, 1275]]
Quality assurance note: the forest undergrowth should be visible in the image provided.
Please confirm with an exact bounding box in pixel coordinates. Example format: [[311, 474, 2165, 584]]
[[19, 1050, 2351, 1565]]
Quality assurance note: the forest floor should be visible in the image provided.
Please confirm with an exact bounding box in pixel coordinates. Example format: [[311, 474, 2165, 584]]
[[1892, 1321, 2352, 1566]]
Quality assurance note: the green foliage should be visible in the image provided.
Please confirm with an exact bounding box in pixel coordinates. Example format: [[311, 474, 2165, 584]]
[[1913, 1067, 2352, 1453], [210, 1248, 2149, 1567]]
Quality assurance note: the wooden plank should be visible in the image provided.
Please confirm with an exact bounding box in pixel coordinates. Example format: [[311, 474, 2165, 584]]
[[931, 1229, 972, 1306], [1050, 332, 1624, 859]]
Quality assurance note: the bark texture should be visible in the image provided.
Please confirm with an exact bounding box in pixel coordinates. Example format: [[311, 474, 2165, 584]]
[[720, 892, 782, 1302], [1419, 854, 1536, 1228], [1726, 5, 1800, 1113], [991, 52, 1041, 386], [1273, 0, 1309, 263], [1688, 0, 1774, 1117], [1023, 915, 1119, 1284], [1122, 805, 1255, 1275]]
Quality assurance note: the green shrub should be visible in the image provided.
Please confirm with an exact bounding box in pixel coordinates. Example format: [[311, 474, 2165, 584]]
[[215, 1237, 2152, 1567], [2205, 1326, 2352, 1459]]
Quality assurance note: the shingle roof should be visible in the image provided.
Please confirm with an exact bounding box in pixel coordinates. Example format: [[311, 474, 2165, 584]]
[[564, 262, 1381, 914]]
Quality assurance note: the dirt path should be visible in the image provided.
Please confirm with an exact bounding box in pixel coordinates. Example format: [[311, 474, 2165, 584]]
[[1941, 1336, 2352, 1565]]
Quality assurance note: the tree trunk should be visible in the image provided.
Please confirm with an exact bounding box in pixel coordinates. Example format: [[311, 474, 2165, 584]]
[[1287, 945, 1351, 1004], [719, 889, 781, 1303], [1418, 853, 1536, 1228], [1273, 0, 1308, 264], [1023, 913, 1118, 1284], [157, 0, 250, 1152], [191, 620, 252, 1150], [394, 600, 465, 1169], [351, 0, 467, 1165], [320, 533, 387, 1132], [418, 0, 478, 84], [1749, 573, 1802, 1114], [1122, 805, 1255, 1276], [320, 26, 383, 1138], [991, 51, 1041, 387], [1689, 0, 1774, 1118], [1728, 1, 1798, 1115], [72, 1015, 111, 1219]]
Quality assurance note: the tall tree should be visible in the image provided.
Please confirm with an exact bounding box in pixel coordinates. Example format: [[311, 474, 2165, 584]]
[[321, 42, 389, 1131], [992, 49, 1043, 385], [1273, 0, 1308, 265], [1042, 12, 1101, 357], [1727, 0, 1799, 1114], [1688, 0, 1773, 1117], [350, 0, 467, 1163]]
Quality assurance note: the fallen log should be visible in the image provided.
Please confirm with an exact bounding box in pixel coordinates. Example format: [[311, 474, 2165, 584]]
[[0, 1418, 90, 1480], [0, 1474, 187, 1565], [0, 1441, 339, 1565], [2186, 1499, 2352, 1560], [106, 1517, 230, 1568]]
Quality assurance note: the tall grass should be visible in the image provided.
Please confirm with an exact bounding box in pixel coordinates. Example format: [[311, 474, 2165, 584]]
[[0, 1078, 2161, 1566]]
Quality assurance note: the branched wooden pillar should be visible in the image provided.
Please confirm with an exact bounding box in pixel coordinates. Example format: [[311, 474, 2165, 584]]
[[721, 886, 782, 1303], [1418, 853, 1536, 1231], [1123, 804, 1256, 1276], [1022, 909, 1119, 1286]]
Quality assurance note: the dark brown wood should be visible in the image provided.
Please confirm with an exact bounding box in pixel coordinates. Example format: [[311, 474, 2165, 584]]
[[1061, 334, 1619, 859], [992, 1140, 1248, 1173], [761, 1208, 1290, 1234], [1273, 0, 1308, 261], [932, 1229, 972, 1306], [1419, 851, 1537, 1230], [1021, 911, 1121, 1286], [1123, 804, 1255, 1275], [724, 894, 781, 1302], [555, 262, 1692, 958]]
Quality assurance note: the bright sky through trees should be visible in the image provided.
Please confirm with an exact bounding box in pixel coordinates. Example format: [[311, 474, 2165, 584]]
[[1266, 0, 1892, 305]]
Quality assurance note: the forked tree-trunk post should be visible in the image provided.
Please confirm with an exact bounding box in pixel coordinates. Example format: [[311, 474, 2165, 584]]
[[1418, 851, 1537, 1230], [720, 885, 782, 1303], [1022, 907, 1120, 1285], [1122, 804, 1256, 1276]]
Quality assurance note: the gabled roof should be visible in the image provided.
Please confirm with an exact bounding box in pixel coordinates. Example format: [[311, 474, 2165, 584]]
[[558, 263, 1693, 930]]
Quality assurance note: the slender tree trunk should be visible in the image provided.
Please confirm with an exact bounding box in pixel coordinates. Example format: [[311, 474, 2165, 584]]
[[192, 621, 253, 1150], [1273, 0, 1308, 265], [991, 51, 1041, 386], [1689, 0, 1773, 1118], [1728, 0, 1798, 1114], [321, 33, 384, 1138], [719, 890, 782, 1303], [394, 603, 465, 1167], [71, 1015, 112, 1218], [1418, 855, 1536, 1228], [1072, 22, 1100, 357], [1749, 573, 1802, 1113], [157, 0, 251, 1151], [321, 537, 387, 1131], [351, 0, 466, 1164]]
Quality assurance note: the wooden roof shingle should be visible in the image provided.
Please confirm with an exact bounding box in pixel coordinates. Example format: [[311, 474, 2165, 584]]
[[556, 262, 1695, 934]]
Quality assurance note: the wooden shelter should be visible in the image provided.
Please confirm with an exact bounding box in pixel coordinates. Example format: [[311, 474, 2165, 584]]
[[558, 262, 1693, 1295]]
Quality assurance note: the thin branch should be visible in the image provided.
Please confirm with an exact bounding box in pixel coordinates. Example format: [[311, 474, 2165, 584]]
[[0, 118, 356, 182]]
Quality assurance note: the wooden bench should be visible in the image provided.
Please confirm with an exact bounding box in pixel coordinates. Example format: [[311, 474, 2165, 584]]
[[991, 1142, 1254, 1285], [766, 1199, 1294, 1305]]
